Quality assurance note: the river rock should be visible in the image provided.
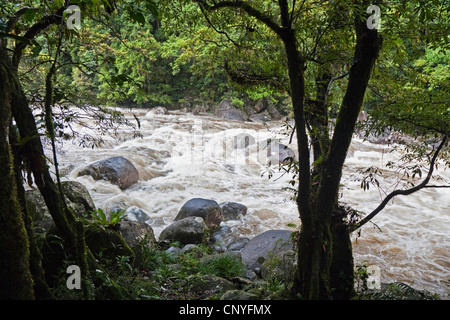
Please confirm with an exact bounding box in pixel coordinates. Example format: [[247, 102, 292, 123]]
[[175, 198, 223, 230], [192, 104, 210, 115], [61, 181, 96, 214], [219, 202, 247, 221], [267, 143, 296, 165], [26, 181, 95, 232], [240, 230, 294, 272], [214, 100, 247, 122], [159, 216, 209, 245], [120, 220, 157, 249], [249, 112, 271, 123], [227, 238, 250, 252], [152, 106, 169, 115], [124, 206, 151, 223], [77, 156, 139, 189]]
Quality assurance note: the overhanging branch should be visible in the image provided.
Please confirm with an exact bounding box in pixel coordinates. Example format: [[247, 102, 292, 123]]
[[194, 0, 283, 37], [12, 6, 66, 70], [349, 135, 448, 233]]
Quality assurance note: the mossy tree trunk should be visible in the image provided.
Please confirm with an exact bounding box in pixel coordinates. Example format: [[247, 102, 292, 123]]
[[9, 128, 55, 299], [1, 25, 94, 297], [8, 57, 93, 299], [296, 6, 382, 299], [0, 46, 35, 300]]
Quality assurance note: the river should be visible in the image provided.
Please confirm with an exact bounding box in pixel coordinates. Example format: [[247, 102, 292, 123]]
[[51, 107, 449, 298]]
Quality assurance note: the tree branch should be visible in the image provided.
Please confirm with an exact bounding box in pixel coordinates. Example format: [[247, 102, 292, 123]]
[[12, 6, 66, 71], [198, 4, 242, 48], [194, 0, 284, 37], [224, 60, 286, 90], [349, 135, 448, 233], [5, 7, 39, 34]]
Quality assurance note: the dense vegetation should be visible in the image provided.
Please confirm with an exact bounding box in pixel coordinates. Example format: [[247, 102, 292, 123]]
[[0, 0, 448, 300]]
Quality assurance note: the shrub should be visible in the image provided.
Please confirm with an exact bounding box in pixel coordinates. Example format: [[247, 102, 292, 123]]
[[199, 254, 245, 279]]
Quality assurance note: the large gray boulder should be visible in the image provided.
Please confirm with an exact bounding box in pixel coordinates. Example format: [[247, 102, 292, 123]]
[[240, 230, 294, 272], [175, 198, 223, 230], [159, 216, 209, 245], [249, 112, 271, 123], [214, 100, 247, 122], [77, 156, 139, 189], [124, 206, 151, 223]]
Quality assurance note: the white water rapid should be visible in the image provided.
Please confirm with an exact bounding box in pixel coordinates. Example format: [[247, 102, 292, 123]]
[[51, 108, 449, 298]]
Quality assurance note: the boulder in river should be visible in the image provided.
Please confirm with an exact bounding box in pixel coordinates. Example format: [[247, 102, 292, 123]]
[[219, 201, 247, 221], [120, 220, 157, 249], [77, 156, 139, 190], [214, 100, 247, 122], [175, 198, 223, 230], [249, 112, 271, 123], [124, 206, 151, 223], [267, 143, 296, 165]]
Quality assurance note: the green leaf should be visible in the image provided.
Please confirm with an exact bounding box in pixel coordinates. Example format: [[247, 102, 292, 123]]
[[98, 208, 107, 222], [30, 44, 42, 58], [23, 8, 39, 23], [126, 5, 146, 26]]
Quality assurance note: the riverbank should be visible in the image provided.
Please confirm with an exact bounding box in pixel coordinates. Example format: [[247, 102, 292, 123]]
[[26, 179, 444, 300]]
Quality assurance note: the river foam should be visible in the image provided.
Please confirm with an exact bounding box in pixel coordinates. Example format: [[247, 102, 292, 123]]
[[51, 108, 449, 298]]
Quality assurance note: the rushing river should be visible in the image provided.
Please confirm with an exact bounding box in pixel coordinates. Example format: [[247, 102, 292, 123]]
[[51, 108, 449, 298]]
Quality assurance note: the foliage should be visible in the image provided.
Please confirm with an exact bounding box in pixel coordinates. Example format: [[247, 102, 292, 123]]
[[88, 208, 127, 229], [199, 254, 245, 278], [354, 261, 370, 292]]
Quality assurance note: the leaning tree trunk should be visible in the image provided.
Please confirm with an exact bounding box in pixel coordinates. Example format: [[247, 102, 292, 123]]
[[277, 1, 333, 300], [8, 57, 93, 299], [0, 46, 35, 300]]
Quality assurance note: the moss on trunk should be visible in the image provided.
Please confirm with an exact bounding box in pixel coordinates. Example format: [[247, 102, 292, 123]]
[[0, 48, 34, 300]]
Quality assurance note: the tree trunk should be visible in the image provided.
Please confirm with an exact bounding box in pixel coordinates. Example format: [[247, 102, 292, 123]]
[[8, 53, 93, 299], [194, 0, 380, 300], [0, 46, 35, 300], [278, 1, 333, 300], [292, 3, 382, 299], [330, 207, 355, 299], [9, 129, 55, 299]]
